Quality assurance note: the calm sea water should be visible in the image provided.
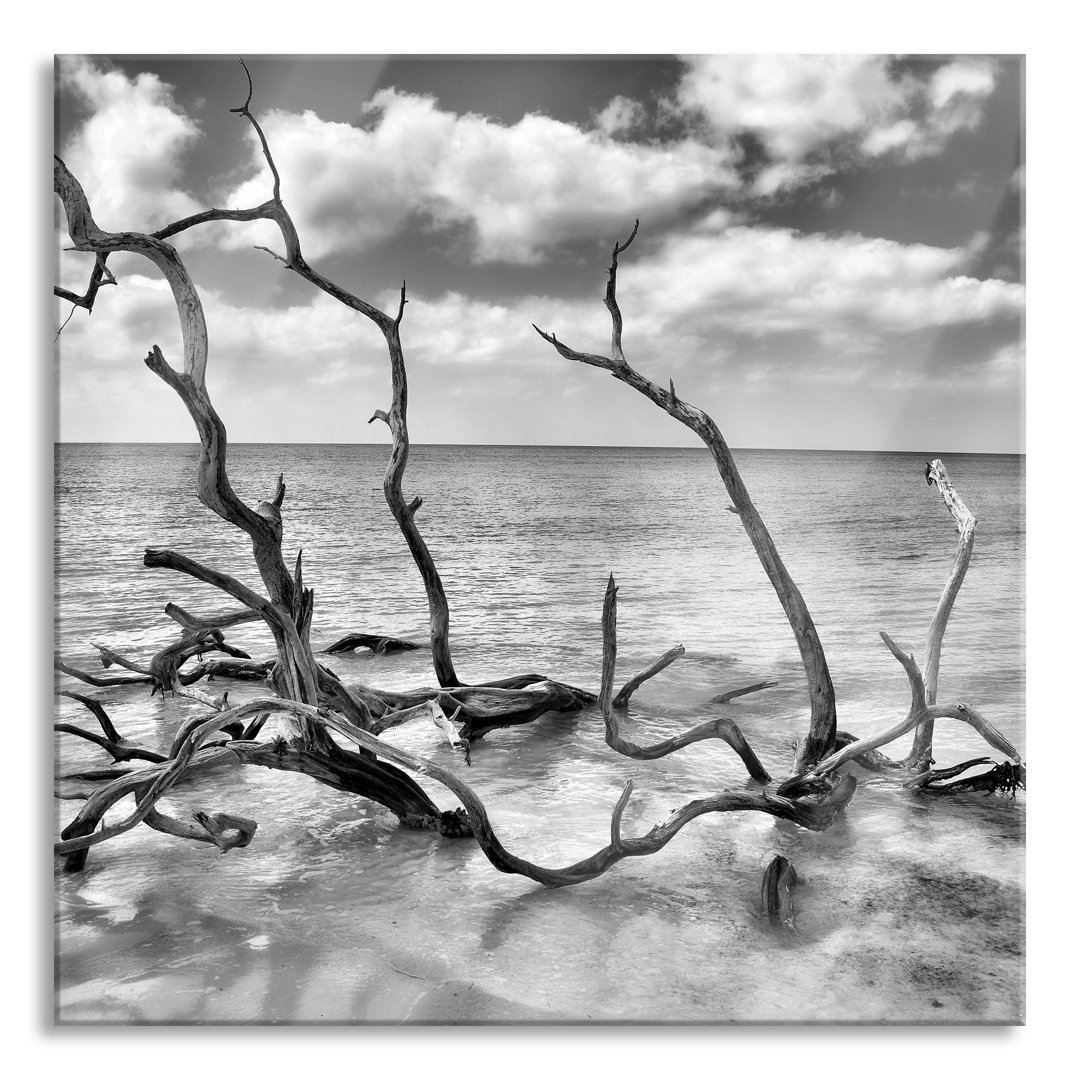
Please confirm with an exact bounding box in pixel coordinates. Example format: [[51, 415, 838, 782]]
[[54, 443, 1025, 1022]]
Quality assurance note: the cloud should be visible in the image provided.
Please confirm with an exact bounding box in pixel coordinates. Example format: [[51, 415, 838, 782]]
[[61, 214, 1022, 389], [668, 55, 999, 191], [217, 89, 740, 264], [613, 217, 1023, 347], [56, 272, 389, 390], [56, 56, 203, 232], [56, 211, 1024, 448], [594, 95, 648, 137]]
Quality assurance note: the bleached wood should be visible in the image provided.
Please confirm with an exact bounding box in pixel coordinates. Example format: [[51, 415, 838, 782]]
[[905, 459, 978, 768]]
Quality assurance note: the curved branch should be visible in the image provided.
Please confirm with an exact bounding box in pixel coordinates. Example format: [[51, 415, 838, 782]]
[[164, 602, 263, 634], [311, 701, 853, 889], [54, 156, 297, 612], [534, 224, 836, 771], [56, 699, 448, 870], [806, 632, 1022, 780], [599, 576, 771, 781]]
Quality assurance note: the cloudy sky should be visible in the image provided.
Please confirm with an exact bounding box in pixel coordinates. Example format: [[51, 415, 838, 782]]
[[53, 53, 1023, 451]]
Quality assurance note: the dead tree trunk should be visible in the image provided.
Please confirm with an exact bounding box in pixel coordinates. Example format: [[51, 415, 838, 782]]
[[53, 154, 454, 860], [534, 222, 836, 771]]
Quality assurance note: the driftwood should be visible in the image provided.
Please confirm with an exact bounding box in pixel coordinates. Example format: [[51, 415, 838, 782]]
[[905, 458, 978, 769], [804, 632, 1021, 782], [324, 632, 420, 654], [761, 855, 799, 932], [706, 680, 779, 705], [53, 62, 1017, 894], [786, 462, 1023, 791], [59, 632, 270, 698], [534, 222, 836, 772], [55, 692, 167, 764], [612, 644, 685, 708], [55, 694, 856, 887], [599, 577, 771, 782], [906, 760, 1026, 796], [54, 149, 457, 832]]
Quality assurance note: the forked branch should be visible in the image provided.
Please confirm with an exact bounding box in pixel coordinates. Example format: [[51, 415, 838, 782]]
[[534, 223, 836, 771], [805, 632, 1022, 780]]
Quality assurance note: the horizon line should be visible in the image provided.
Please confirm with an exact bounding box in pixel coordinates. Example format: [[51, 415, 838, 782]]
[[53, 439, 1026, 456]]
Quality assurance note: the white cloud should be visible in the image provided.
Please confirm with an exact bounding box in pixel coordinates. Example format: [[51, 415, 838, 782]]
[[217, 89, 740, 264], [609, 218, 1022, 348], [594, 95, 647, 137], [56, 272, 387, 391], [57, 56, 203, 232], [670, 55, 1000, 187], [673, 55, 908, 162], [930, 58, 996, 109], [57, 217, 1023, 390]]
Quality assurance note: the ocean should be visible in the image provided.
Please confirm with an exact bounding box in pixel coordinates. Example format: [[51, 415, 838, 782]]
[[53, 443, 1025, 1022]]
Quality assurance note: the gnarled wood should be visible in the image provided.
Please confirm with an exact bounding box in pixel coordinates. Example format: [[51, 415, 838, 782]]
[[56, 697, 454, 871], [54, 158, 297, 616], [599, 576, 771, 781], [803, 632, 1022, 781], [534, 223, 836, 771]]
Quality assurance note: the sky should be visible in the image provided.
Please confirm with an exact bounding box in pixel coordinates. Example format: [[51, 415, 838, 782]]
[[53, 53, 1024, 451]]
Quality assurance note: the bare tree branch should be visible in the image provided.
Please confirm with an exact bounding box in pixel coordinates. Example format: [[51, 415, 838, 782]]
[[599, 576, 771, 781], [533, 223, 836, 771]]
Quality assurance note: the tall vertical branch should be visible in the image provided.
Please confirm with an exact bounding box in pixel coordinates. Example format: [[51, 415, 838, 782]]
[[905, 459, 978, 768], [222, 64, 462, 688], [534, 224, 837, 771], [367, 282, 461, 687]]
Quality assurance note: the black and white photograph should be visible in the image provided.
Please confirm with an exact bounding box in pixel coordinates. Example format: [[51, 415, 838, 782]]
[[49, 45, 1027, 1029]]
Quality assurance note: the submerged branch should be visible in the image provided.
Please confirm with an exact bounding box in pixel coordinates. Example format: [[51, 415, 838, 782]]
[[598, 576, 771, 782], [612, 644, 685, 707]]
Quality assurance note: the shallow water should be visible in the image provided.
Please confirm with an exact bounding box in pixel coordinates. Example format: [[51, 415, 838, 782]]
[[54, 444, 1025, 1023]]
